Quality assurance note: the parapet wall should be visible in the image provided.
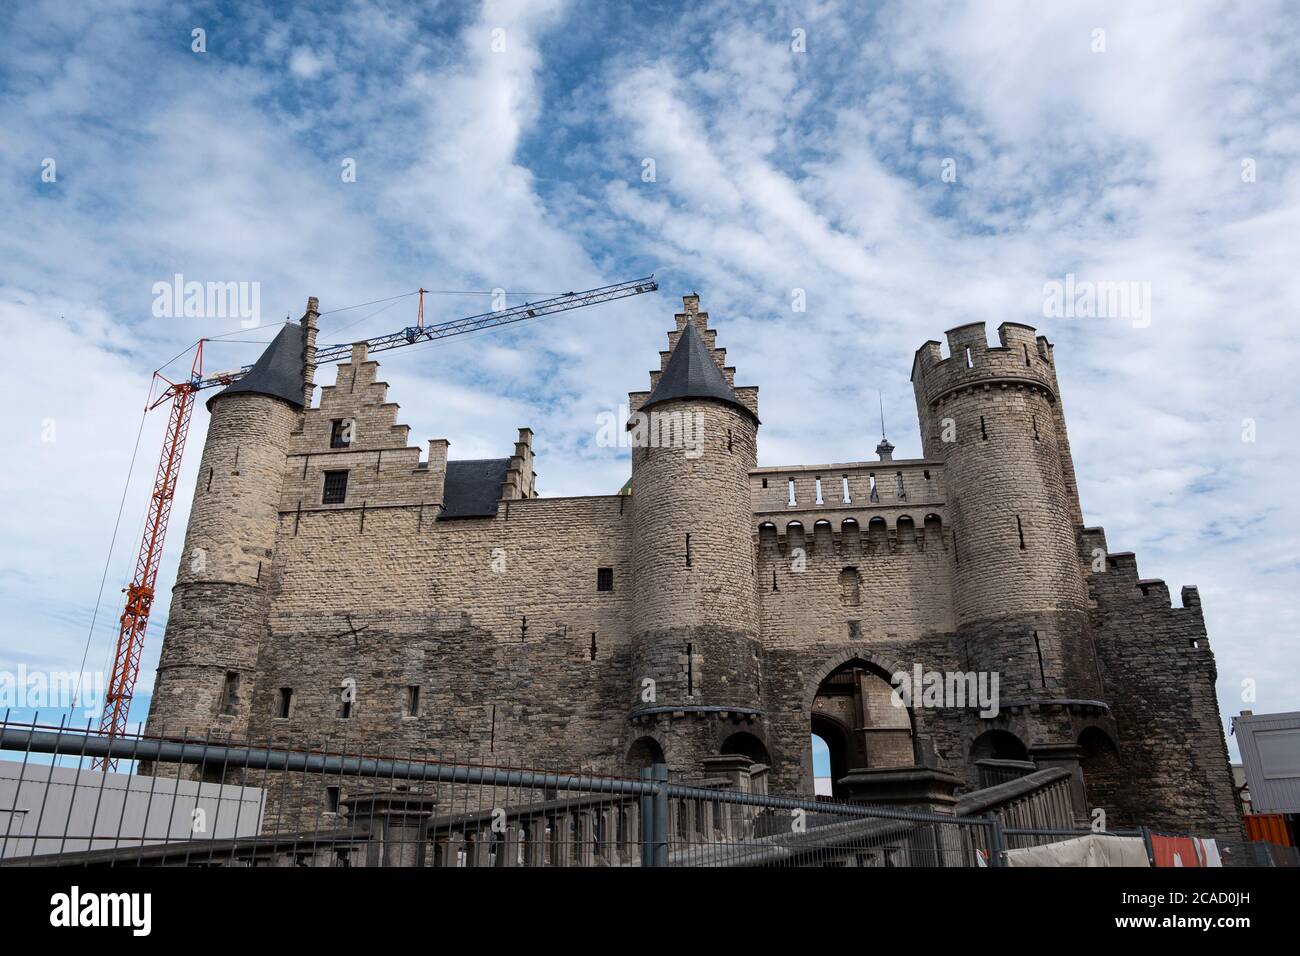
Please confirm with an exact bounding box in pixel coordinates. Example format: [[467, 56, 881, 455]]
[[1082, 527, 1243, 836]]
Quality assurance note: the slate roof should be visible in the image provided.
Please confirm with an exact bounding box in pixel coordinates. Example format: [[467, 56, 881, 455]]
[[208, 322, 306, 410], [641, 320, 752, 419], [438, 458, 511, 519]]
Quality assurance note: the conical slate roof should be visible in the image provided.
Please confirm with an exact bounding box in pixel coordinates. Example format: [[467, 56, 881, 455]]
[[641, 320, 751, 417], [207, 322, 306, 410]]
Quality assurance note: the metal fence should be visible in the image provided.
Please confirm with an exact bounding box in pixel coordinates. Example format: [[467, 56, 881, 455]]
[[1, 716, 1288, 868], [1, 718, 1001, 867]]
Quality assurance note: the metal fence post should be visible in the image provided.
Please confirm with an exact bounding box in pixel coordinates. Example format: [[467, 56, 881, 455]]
[[986, 814, 1006, 868], [1139, 826, 1155, 866], [639, 764, 668, 868]]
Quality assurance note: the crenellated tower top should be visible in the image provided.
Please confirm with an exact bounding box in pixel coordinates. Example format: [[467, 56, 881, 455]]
[[911, 321, 1060, 410]]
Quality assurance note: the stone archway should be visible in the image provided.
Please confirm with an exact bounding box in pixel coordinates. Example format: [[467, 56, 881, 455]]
[[625, 735, 665, 773], [719, 731, 770, 766], [807, 656, 915, 797], [810, 712, 852, 799]]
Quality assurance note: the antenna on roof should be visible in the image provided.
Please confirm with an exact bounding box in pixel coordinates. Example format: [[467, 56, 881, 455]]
[[876, 390, 895, 462]]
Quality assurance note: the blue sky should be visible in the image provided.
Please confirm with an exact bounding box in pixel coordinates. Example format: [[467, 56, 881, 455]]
[[2, 0, 1298, 763]]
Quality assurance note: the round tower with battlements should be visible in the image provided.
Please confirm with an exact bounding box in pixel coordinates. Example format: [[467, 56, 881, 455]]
[[911, 322, 1107, 803], [144, 301, 317, 775], [626, 295, 767, 773]]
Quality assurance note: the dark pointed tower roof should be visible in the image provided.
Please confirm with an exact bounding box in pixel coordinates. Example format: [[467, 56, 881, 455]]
[[207, 322, 306, 410], [641, 319, 752, 419]]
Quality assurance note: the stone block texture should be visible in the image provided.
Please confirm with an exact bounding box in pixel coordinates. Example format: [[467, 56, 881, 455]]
[[143, 296, 1243, 839]]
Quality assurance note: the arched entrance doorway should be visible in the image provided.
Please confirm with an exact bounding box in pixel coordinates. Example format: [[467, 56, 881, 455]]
[[720, 731, 770, 766], [809, 660, 914, 799], [625, 736, 665, 773]]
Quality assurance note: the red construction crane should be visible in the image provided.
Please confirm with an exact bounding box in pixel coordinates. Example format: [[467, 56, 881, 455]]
[[94, 275, 657, 769]]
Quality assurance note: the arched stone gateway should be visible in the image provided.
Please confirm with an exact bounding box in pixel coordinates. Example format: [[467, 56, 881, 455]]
[[970, 729, 1029, 762], [719, 731, 770, 766], [625, 735, 665, 773], [807, 657, 914, 799]]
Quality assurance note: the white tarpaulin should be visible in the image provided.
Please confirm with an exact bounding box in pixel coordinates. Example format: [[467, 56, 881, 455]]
[[1005, 834, 1151, 867]]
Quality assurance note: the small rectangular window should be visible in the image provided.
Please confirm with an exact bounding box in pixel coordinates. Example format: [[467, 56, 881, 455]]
[[323, 470, 348, 504], [329, 419, 352, 448], [276, 687, 293, 719], [218, 671, 240, 716], [325, 786, 341, 813], [405, 685, 420, 718], [596, 567, 614, 592]]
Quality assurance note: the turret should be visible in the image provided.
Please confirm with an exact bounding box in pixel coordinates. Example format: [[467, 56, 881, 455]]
[[626, 295, 765, 771], [910, 322, 1100, 703], [144, 299, 318, 775]]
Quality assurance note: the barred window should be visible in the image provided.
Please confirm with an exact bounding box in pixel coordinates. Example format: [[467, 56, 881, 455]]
[[323, 470, 348, 504]]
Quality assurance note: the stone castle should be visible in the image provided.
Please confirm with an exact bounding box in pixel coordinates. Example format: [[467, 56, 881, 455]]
[[144, 293, 1242, 836]]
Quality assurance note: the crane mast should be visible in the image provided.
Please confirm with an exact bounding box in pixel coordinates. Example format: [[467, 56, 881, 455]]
[[93, 275, 656, 768]]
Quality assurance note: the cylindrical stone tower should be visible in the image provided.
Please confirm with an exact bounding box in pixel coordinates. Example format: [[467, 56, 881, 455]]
[[627, 296, 765, 773], [911, 322, 1104, 743], [145, 304, 316, 773]]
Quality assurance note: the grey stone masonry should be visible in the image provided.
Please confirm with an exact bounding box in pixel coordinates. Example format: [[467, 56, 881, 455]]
[[142, 295, 1243, 841]]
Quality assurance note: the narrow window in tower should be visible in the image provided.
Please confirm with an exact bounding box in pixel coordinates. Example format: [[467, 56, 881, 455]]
[[896, 472, 906, 499], [761, 478, 768, 488], [980, 416, 988, 440], [405, 685, 420, 718], [965, 347, 974, 368], [1032, 416, 1040, 440], [771, 568, 778, 592], [1024, 344, 1032, 367], [787, 478, 796, 506], [685, 534, 692, 568], [953, 529, 960, 563], [923, 470, 931, 481], [815, 477, 824, 505], [868, 473, 879, 502], [337, 685, 353, 719], [323, 469, 348, 504], [218, 671, 240, 717], [590, 633, 598, 660], [206, 468, 213, 492], [686, 643, 694, 696], [325, 786, 341, 814], [276, 687, 293, 719], [596, 567, 614, 592], [1032, 630, 1046, 687], [727, 429, 733, 451], [330, 419, 351, 449], [842, 476, 851, 503], [1016, 515, 1026, 550]]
